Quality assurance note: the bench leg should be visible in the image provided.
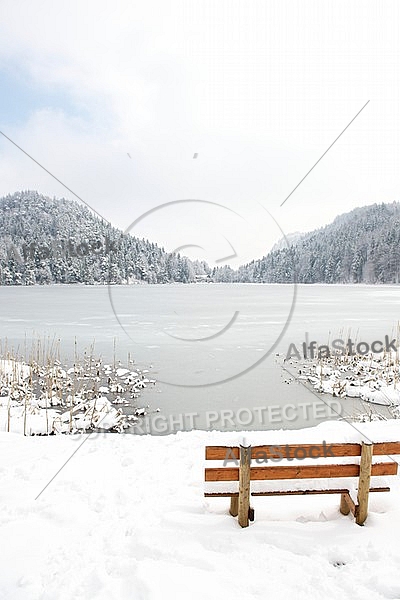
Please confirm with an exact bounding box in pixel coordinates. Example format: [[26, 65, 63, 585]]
[[230, 496, 238, 517], [238, 445, 251, 528], [339, 493, 350, 516], [356, 442, 373, 526]]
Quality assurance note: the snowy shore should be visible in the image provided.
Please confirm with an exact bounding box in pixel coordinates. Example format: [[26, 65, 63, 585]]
[[0, 357, 156, 435], [283, 351, 400, 423], [1, 420, 399, 599]]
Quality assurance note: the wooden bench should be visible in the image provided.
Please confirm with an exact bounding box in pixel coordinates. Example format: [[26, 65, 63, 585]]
[[205, 441, 400, 527]]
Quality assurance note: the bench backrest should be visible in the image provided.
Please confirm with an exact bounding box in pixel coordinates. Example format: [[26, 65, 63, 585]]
[[205, 442, 400, 482]]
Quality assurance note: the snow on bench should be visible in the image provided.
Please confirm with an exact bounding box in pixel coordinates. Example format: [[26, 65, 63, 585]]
[[204, 441, 400, 527]]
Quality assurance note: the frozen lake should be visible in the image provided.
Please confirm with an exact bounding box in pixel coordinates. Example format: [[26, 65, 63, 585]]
[[1, 283, 399, 432]]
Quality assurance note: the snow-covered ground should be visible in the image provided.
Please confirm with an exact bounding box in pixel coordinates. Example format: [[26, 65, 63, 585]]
[[1, 420, 400, 599]]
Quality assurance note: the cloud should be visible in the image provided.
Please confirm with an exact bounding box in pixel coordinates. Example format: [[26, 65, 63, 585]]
[[0, 0, 399, 261]]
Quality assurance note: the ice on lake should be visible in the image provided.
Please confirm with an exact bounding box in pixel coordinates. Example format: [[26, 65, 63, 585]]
[[0, 283, 399, 431]]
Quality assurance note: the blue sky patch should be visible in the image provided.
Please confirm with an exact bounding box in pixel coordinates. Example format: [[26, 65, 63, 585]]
[[0, 68, 89, 126]]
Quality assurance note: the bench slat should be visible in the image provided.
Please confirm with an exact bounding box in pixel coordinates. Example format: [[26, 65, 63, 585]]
[[205, 461, 397, 481], [205, 442, 400, 461], [204, 487, 391, 497], [251, 487, 391, 496]]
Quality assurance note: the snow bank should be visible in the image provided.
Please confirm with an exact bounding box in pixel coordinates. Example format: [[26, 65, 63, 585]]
[[0, 358, 156, 435], [0, 420, 399, 599], [288, 352, 400, 409]]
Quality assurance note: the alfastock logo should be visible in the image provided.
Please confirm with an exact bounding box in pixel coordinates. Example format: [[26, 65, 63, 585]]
[[6, 237, 119, 264]]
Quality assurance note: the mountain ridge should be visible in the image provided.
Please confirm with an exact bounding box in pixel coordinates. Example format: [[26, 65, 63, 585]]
[[1, 191, 399, 285], [0, 191, 210, 285], [229, 201, 400, 284]]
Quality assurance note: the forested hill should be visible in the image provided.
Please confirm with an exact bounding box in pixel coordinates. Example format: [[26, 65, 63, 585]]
[[2, 193, 399, 285], [229, 202, 400, 284], [0, 191, 210, 285]]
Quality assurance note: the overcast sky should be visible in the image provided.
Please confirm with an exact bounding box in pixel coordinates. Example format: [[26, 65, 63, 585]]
[[0, 0, 399, 267]]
